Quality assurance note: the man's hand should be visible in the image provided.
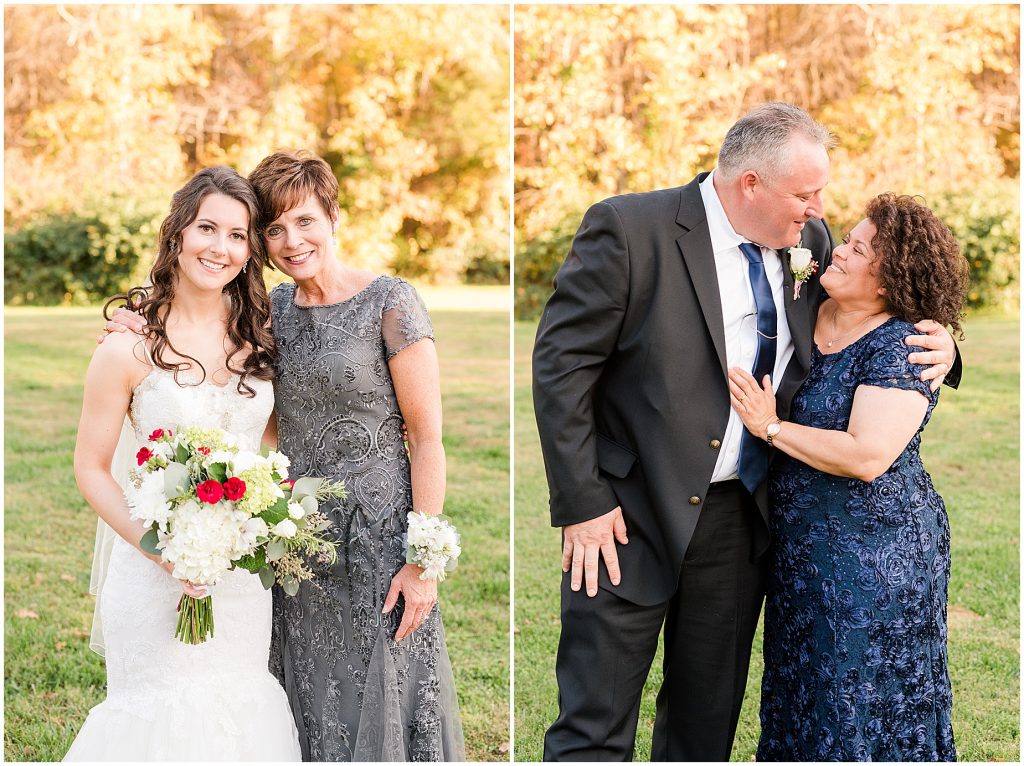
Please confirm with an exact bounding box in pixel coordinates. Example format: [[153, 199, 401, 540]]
[[562, 506, 628, 597], [383, 563, 438, 641], [905, 320, 955, 392], [98, 307, 145, 344]]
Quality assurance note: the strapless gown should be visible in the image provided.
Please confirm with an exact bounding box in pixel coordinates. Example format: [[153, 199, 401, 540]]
[[64, 368, 301, 761]]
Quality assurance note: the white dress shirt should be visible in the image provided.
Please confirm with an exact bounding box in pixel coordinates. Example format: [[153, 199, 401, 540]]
[[699, 171, 795, 483]]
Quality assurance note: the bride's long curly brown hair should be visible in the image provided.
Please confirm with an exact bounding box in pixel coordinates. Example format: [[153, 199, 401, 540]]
[[104, 166, 275, 396]]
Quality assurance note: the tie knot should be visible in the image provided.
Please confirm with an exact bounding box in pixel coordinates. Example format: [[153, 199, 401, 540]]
[[739, 242, 763, 264]]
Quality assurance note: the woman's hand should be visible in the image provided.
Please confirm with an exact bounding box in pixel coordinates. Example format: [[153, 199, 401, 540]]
[[98, 307, 145, 344], [180, 580, 211, 599], [157, 559, 210, 598], [728, 368, 778, 440], [382, 563, 438, 641]]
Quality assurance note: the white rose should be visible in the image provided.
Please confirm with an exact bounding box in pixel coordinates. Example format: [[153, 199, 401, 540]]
[[273, 519, 298, 539], [287, 501, 306, 520], [789, 247, 812, 271]]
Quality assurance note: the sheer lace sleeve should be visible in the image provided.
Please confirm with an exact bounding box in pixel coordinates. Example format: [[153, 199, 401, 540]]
[[859, 320, 936, 402], [381, 279, 434, 359]]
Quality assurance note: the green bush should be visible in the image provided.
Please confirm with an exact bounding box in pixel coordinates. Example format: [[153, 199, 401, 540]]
[[514, 213, 581, 320], [925, 179, 1020, 313], [463, 251, 510, 285], [5, 202, 159, 305]]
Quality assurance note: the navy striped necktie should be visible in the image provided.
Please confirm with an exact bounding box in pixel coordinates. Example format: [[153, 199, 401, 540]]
[[737, 242, 777, 494]]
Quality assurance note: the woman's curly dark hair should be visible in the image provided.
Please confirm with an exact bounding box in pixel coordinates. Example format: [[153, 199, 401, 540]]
[[103, 166, 275, 396], [866, 193, 968, 339]]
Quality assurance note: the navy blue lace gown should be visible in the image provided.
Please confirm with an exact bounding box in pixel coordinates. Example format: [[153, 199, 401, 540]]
[[758, 318, 955, 761]]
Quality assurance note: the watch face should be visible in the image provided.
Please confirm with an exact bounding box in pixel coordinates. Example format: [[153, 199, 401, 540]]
[[767, 422, 781, 437]]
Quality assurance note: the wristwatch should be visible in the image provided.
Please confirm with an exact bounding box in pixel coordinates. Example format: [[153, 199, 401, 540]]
[[766, 419, 782, 445]]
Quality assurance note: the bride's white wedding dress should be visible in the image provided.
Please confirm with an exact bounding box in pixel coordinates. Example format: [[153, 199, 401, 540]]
[[65, 367, 301, 762]]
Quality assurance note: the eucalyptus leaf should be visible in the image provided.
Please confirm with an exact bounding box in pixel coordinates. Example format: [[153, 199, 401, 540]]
[[300, 496, 319, 515], [258, 566, 276, 590], [139, 528, 161, 556], [163, 462, 189, 496], [282, 578, 300, 597], [267, 539, 287, 562], [290, 476, 322, 501]]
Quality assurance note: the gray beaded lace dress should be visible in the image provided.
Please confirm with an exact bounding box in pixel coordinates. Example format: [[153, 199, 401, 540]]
[[268, 276, 464, 762]]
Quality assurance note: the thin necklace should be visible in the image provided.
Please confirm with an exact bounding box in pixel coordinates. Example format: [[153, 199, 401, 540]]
[[827, 307, 885, 348]]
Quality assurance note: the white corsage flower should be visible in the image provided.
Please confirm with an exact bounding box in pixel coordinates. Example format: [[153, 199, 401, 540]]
[[406, 512, 461, 581]]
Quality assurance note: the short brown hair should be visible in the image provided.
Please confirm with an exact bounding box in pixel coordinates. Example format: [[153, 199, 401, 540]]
[[247, 150, 339, 231], [866, 193, 968, 338]]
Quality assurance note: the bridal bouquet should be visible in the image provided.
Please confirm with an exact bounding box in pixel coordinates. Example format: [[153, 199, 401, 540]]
[[126, 426, 346, 644]]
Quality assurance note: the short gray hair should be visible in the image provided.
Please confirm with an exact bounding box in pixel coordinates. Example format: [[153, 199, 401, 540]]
[[717, 102, 835, 183]]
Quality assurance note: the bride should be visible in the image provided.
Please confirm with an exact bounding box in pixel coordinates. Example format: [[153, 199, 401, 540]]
[[65, 167, 301, 761]]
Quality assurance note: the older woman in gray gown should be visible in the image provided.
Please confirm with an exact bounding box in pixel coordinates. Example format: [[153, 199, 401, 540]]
[[245, 152, 464, 761]]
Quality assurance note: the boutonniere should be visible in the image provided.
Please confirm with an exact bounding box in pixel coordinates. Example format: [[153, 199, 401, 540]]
[[788, 240, 817, 300]]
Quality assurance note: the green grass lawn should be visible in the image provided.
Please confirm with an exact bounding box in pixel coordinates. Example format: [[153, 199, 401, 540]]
[[4, 288, 510, 761], [514, 314, 1020, 761]]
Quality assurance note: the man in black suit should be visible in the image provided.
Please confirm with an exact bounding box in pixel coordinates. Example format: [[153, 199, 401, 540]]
[[532, 102, 959, 761]]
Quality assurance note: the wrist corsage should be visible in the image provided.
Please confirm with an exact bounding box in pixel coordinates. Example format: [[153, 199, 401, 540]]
[[406, 512, 461, 581], [788, 240, 818, 301]]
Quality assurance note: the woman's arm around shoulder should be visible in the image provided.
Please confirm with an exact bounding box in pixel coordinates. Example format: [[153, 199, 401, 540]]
[[728, 322, 934, 482]]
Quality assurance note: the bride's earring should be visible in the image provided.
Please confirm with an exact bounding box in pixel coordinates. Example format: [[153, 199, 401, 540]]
[[241, 260, 248, 274]]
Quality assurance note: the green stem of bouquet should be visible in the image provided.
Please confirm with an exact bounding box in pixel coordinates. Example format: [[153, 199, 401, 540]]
[[175, 594, 214, 644]]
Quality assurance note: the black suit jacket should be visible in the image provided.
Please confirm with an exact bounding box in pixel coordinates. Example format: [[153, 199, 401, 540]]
[[532, 173, 835, 605]]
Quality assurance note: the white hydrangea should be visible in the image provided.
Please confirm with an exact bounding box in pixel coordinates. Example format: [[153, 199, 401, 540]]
[[126, 469, 173, 529], [158, 501, 260, 585], [287, 501, 306, 520]]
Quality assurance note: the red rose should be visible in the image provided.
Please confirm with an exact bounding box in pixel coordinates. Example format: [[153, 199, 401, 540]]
[[222, 477, 246, 501], [136, 447, 154, 466], [280, 479, 295, 490], [196, 480, 224, 504], [196, 446, 211, 456], [148, 428, 166, 441]]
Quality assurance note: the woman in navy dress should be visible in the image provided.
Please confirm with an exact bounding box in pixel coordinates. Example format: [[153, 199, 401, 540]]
[[729, 194, 967, 761]]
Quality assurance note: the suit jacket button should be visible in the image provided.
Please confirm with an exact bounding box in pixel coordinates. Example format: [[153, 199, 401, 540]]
[[710, 439, 721, 449], [688, 496, 701, 506]]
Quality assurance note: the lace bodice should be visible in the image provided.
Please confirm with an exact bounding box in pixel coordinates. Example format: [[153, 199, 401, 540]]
[[65, 363, 300, 761], [268, 277, 463, 761], [129, 367, 274, 452]]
